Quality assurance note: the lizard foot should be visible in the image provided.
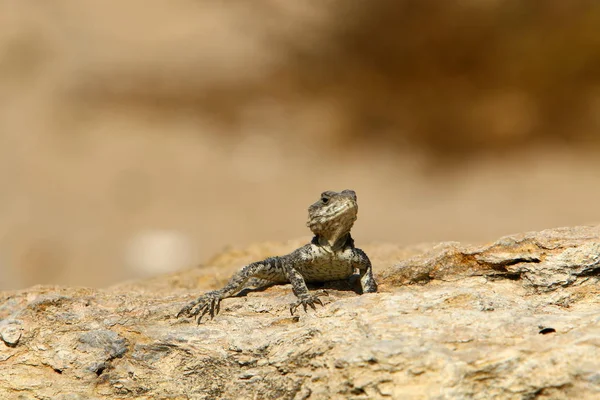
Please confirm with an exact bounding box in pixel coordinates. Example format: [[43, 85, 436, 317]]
[[289, 291, 329, 315], [177, 291, 223, 324]]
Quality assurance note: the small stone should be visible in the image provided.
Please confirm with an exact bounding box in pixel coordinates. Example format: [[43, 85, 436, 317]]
[[256, 359, 268, 366], [237, 355, 255, 366], [238, 369, 260, 380], [0, 324, 22, 347]]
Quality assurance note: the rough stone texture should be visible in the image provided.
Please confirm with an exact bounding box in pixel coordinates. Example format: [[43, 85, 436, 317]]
[[1, 225, 599, 399]]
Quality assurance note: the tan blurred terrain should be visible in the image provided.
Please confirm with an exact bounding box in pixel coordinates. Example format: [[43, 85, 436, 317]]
[[1, 1, 600, 290]]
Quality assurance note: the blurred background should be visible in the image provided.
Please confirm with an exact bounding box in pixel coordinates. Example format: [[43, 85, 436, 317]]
[[1, 0, 600, 290]]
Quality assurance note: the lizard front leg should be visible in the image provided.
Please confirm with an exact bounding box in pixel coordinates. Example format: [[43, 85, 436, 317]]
[[353, 248, 378, 293], [285, 266, 328, 315]]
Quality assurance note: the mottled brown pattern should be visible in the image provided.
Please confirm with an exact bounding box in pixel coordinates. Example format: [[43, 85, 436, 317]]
[[177, 190, 377, 323]]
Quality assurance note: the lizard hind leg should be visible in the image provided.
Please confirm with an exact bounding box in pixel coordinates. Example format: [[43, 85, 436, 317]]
[[244, 277, 277, 291], [176, 290, 223, 324], [176, 260, 274, 323]]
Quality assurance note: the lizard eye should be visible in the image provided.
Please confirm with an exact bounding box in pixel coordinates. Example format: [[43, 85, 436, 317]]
[[321, 197, 329, 204]]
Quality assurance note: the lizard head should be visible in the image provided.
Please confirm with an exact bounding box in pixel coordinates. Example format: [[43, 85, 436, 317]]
[[307, 190, 358, 247]]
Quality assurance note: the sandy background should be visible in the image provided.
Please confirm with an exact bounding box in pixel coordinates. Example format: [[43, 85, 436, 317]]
[[1, 1, 600, 289]]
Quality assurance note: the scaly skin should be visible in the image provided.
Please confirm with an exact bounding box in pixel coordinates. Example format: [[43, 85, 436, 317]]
[[177, 190, 377, 323]]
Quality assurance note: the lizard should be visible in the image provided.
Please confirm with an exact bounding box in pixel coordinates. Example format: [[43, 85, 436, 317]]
[[177, 189, 377, 323]]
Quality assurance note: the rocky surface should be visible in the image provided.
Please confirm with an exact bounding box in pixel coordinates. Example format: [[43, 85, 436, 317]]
[[1, 225, 599, 399]]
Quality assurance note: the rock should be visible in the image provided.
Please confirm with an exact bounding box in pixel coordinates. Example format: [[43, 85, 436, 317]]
[[1, 225, 599, 399], [382, 225, 600, 291]]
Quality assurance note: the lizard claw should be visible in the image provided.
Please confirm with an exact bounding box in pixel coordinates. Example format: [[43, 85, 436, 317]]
[[289, 291, 328, 315], [177, 291, 223, 324]]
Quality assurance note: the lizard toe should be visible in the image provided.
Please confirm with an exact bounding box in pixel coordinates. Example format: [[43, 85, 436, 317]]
[[289, 293, 326, 315], [178, 291, 222, 322]]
